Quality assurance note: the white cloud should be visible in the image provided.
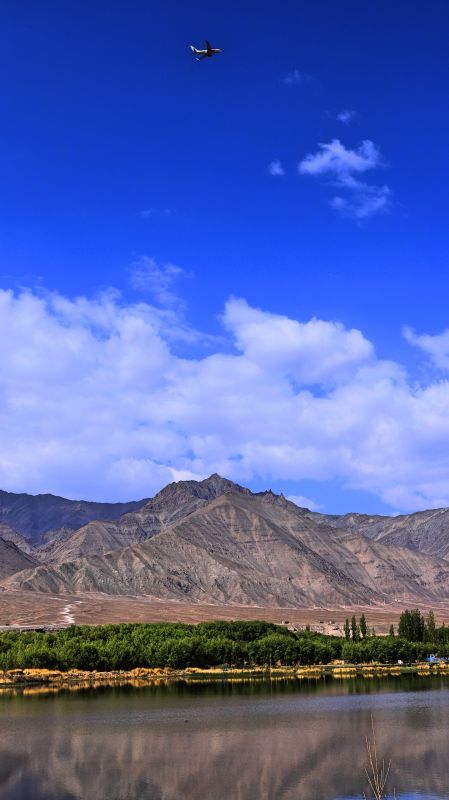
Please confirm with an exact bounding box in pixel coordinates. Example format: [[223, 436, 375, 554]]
[[403, 326, 449, 371], [128, 258, 199, 341], [299, 139, 391, 219], [2, 285, 449, 512], [299, 139, 381, 177], [222, 298, 373, 385], [282, 69, 304, 85], [130, 257, 187, 307], [337, 109, 356, 125], [128, 258, 203, 345], [267, 160, 285, 176], [330, 183, 391, 220], [287, 495, 322, 511]]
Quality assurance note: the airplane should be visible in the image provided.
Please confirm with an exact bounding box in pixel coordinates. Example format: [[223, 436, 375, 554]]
[[189, 40, 222, 61]]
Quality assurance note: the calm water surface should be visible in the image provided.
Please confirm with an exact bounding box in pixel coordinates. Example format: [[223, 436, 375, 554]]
[[1, 675, 449, 800]]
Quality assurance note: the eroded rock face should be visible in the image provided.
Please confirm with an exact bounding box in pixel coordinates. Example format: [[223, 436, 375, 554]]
[[0, 524, 34, 556], [0, 537, 37, 580]]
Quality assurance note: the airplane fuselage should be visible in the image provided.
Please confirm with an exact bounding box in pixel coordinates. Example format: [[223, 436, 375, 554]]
[[190, 43, 222, 59]]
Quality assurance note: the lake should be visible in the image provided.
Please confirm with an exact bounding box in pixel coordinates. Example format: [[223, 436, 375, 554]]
[[1, 675, 449, 800]]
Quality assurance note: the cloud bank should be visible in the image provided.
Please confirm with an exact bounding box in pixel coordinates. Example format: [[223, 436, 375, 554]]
[[1, 284, 449, 511]]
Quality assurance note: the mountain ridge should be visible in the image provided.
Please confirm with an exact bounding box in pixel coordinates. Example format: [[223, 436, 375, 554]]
[[0, 489, 150, 545], [3, 474, 449, 609], [36, 473, 252, 563], [5, 485, 449, 607], [311, 507, 449, 560]]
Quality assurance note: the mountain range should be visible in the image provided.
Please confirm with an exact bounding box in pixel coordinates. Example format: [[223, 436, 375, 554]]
[[0, 489, 148, 545], [1, 475, 449, 607]]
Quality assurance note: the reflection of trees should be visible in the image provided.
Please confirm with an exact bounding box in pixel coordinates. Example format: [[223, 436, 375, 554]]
[[0, 680, 448, 800]]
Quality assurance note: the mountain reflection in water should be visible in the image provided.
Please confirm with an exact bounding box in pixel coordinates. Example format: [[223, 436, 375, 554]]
[[0, 676, 449, 800]]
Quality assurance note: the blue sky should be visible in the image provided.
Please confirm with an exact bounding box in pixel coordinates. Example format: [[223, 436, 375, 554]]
[[1, 0, 449, 513]]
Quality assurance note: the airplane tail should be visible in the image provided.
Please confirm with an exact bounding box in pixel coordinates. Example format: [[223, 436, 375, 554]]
[[190, 45, 198, 53]]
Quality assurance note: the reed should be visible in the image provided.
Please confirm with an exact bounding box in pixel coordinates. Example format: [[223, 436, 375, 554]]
[[363, 718, 396, 800]]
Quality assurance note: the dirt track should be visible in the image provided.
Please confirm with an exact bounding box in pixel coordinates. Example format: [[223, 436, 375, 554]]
[[1, 590, 449, 633]]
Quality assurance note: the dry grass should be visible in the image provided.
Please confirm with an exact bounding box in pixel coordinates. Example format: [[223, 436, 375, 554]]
[[364, 718, 396, 800]]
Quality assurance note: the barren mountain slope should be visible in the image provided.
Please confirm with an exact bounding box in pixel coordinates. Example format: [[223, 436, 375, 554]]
[[0, 523, 35, 555], [0, 489, 149, 545], [38, 473, 250, 563], [0, 537, 38, 580], [313, 507, 449, 559], [36, 520, 145, 563], [6, 491, 449, 606]]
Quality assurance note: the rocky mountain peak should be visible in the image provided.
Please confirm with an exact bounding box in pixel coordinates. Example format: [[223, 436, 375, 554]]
[[255, 488, 290, 507], [147, 473, 250, 510]]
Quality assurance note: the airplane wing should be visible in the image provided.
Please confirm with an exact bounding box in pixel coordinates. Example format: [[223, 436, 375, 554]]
[[205, 39, 212, 50]]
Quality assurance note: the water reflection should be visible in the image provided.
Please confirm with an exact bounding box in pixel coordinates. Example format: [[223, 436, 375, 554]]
[[339, 796, 445, 800], [0, 677, 448, 800]]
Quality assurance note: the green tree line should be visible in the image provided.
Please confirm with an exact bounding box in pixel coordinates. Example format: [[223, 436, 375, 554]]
[[0, 610, 447, 672], [0, 621, 338, 671]]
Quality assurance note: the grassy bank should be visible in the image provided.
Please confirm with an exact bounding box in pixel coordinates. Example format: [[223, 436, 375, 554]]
[[1, 661, 449, 693]]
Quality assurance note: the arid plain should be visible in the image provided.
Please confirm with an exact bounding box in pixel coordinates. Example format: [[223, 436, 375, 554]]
[[2, 590, 449, 634]]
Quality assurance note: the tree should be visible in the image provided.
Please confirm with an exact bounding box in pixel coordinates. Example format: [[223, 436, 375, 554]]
[[359, 614, 367, 639], [425, 610, 436, 642], [344, 618, 350, 640], [342, 641, 362, 663], [351, 615, 360, 642], [398, 609, 425, 642], [389, 624, 395, 637], [248, 634, 297, 666]]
